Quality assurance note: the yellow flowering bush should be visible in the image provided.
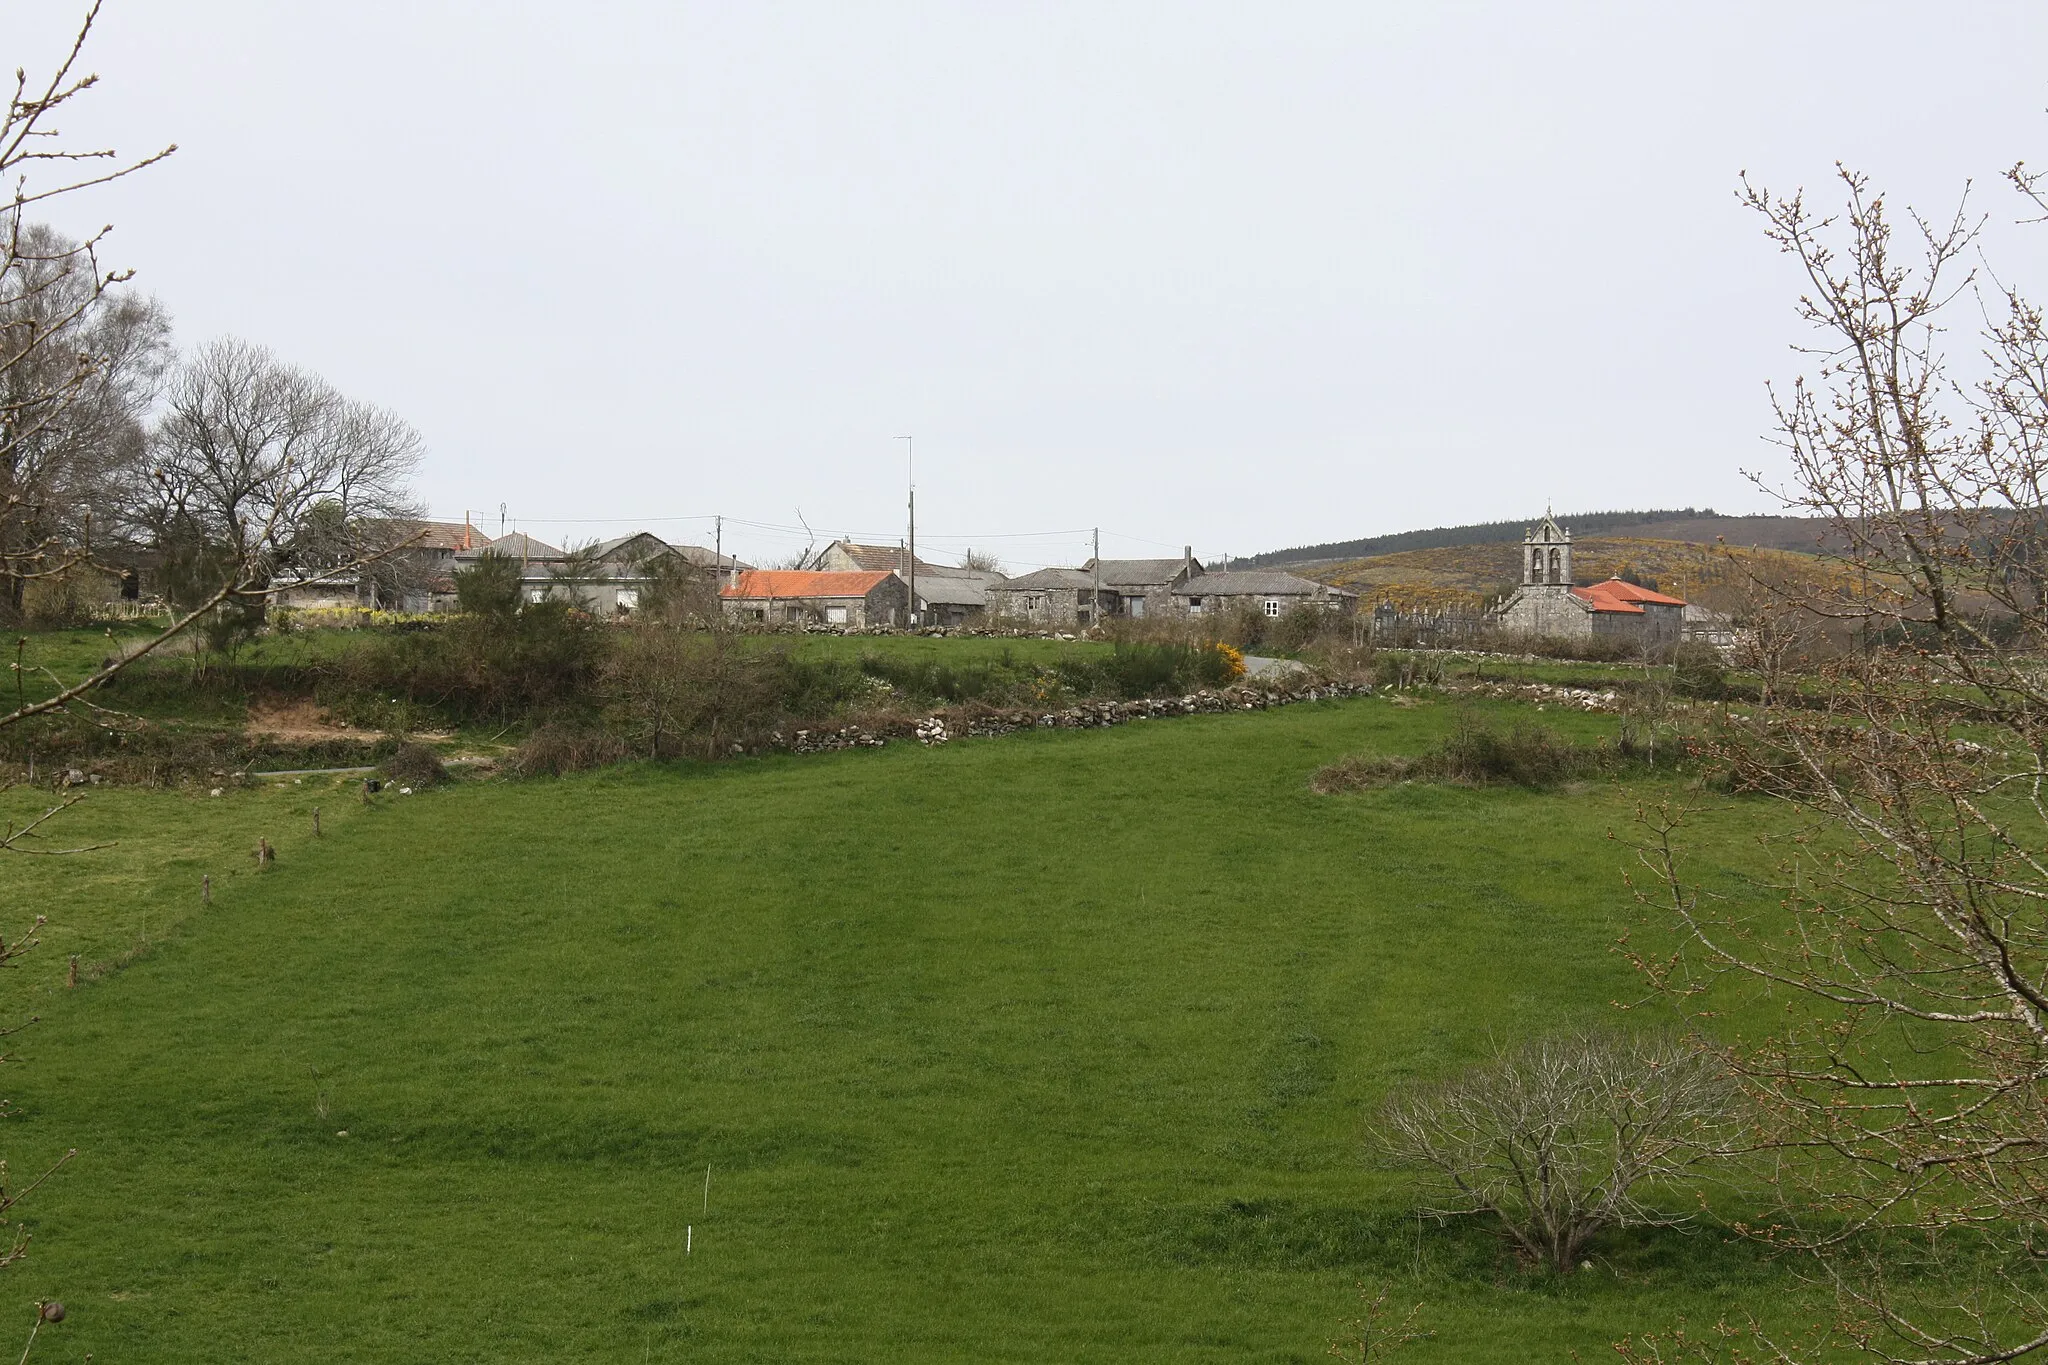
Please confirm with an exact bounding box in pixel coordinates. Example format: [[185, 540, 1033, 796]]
[[1214, 643, 1247, 680]]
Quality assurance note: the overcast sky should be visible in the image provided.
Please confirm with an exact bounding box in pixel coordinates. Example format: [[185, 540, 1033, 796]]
[[17, 2, 2048, 569]]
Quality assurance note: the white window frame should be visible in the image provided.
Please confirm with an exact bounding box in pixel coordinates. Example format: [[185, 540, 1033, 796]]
[[825, 605, 849, 625], [1264, 598, 1283, 617]]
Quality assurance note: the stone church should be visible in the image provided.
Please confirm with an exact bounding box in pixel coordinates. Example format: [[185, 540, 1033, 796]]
[[1493, 512, 1686, 646]]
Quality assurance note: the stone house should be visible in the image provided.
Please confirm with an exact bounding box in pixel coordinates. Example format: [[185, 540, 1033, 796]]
[[273, 518, 491, 612], [1172, 570, 1358, 619], [817, 539, 1004, 625], [451, 531, 749, 616], [911, 575, 992, 628], [1079, 552, 1204, 619], [985, 568, 1120, 628], [1493, 513, 1686, 646], [720, 569, 909, 628]]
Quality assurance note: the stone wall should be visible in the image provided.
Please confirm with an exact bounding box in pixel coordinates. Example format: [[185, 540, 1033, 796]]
[[1496, 585, 1593, 638]]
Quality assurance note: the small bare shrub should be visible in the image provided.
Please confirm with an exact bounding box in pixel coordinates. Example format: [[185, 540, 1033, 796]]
[[511, 724, 632, 777], [1375, 1031, 1739, 1274], [382, 741, 448, 788]]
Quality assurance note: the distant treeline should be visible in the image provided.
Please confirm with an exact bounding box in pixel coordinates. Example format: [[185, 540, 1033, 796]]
[[1242, 508, 1814, 567]]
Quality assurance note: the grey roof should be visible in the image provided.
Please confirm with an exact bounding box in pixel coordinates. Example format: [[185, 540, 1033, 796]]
[[1179, 570, 1353, 598], [672, 543, 750, 570], [1081, 557, 1199, 587], [914, 576, 988, 607], [989, 567, 1101, 592], [457, 532, 562, 560], [585, 531, 676, 562]]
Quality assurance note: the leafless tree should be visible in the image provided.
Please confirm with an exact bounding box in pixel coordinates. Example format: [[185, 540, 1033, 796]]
[[0, 221, 169, 619], [131, 336, 424, 589], [1627, 159, 2048, 1363], [1374, 1030, 1739, 1275], [1, 2, 174, 622]]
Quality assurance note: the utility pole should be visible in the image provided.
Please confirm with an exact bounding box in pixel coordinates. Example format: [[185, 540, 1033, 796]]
[[907, 442, 917, 629], [1092, 527, 1101, 632]]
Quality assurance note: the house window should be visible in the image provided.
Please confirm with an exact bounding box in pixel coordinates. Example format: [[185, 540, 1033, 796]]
[[1264, 598, 1282, 617], [1187, 596, 1203, 615], [825, 605, 848, 625], [527, 587, 546, 603], [1128, 597, 1146, 619], [616, 588, 639, 613]]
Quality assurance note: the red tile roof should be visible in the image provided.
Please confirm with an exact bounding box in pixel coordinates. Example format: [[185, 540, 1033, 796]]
[[721, 569, 896, 600], [1570, 578, 1687, 614]]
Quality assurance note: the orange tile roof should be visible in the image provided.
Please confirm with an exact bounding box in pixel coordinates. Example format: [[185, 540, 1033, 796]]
[[721, 569, 895, 599], [1570, 578, 1687, 614], [1593, 578, 1687, 606]]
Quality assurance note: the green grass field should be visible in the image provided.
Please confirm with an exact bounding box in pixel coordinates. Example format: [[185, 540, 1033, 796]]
[[0, 692, 1815, 1361]]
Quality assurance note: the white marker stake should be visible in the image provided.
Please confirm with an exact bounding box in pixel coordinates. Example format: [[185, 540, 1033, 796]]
[[687, 1225, 693, 1255]]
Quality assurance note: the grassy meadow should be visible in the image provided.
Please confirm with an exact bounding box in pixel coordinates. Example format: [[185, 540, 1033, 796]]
[[0, 690, 1825, 1361]]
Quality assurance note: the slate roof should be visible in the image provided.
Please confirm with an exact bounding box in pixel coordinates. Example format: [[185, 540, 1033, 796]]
[[400, 520, 490, 551], [826, 541, 939, 573], [671, 544, 750, 571], [461, 532, 562, 560], [1179, 570, 1352, 597], [914, 576, 989, 607], [989, 568, 1101, 592], [721, 570, 897, 600], [586, 532, 672, 562], [1082, 557, 1199, 586]]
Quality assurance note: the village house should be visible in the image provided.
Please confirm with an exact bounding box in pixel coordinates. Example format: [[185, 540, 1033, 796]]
[[719, 569, 910, 627], [1079, 552, 1204, 619], [815, 540, 1004, 626], [450, 531, 748, 615], [272, 518, 491, 612], [984, 568, 1120, 628], [986, 552, 1203, 628], [1173, 569, 1358, 618], [1492, 513, 1686, 646]]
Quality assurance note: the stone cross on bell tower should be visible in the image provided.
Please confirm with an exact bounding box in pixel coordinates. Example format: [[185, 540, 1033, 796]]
[[1523, 510, 1572, 587]]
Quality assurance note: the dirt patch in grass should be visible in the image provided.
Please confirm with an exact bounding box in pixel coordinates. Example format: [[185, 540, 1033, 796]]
[[246, 698, 449, 744]]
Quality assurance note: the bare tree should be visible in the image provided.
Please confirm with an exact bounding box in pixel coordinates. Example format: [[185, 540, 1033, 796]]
[[0, 222, 169, 619], [131, 337, 424, 589], [1375, 1030, 1738, 1275], [1, 3, 174, 622], [1627, 160, 2048, 1363]]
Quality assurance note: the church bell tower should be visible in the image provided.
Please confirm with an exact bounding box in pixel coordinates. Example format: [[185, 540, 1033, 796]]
[[1523, 511, 1572, 588]]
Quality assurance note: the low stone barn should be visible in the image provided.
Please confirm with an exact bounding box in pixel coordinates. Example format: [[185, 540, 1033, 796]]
[[912, 574, 990, 628], [720, 569, 909, 628], [1173, 570, 1357, 618], [985, 568, 1118, 628]]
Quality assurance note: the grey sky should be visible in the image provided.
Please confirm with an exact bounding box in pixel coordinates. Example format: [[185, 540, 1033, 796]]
[[18, 2, 2048, 569]]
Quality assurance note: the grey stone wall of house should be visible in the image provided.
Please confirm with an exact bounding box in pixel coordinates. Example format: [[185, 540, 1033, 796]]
[[1637, 602, 1683, 647], [986, 580, 1116, 628], [1497, 585, 1593, 638]]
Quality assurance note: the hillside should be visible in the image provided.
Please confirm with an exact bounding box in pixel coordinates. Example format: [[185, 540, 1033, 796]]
[[1307, 535, 1852, 612], [1244, 509, 1837, 569]]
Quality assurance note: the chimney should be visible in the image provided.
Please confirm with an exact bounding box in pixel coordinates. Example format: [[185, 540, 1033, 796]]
[[1183, 544, 1192, 579]]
